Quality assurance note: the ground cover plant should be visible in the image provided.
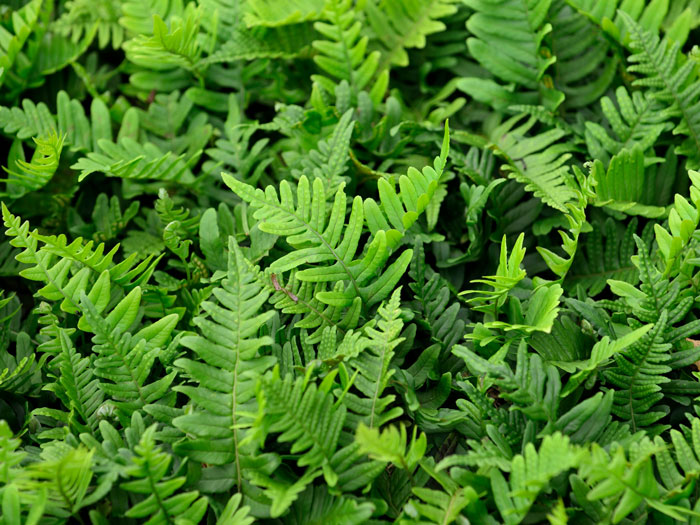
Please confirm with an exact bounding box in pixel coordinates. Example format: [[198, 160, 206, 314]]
[[9, 0, 700, 523]]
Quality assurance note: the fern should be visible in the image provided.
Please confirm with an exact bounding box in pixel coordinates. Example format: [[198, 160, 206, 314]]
[[344, 287, 404, 428], [550, 0, 619, 108], [460, 0, 564, 110], [311, 0, 388, 104], [80, 288, 179, 421], [585, 86, 671, 164], [123, 7, 203, 73], [72, 137, 198, 185], [366, 0, 458, 71], [55, 0, 124, 49], [35, 329, 104, 435], [2, 131, 65, 198], [121, 425, 208, 524], [488, 114, 578, 213], [621, 11, 700, 169], [173, 237, 276, 487], [0, 0, 42, 89], [491, 433, 583, 525]]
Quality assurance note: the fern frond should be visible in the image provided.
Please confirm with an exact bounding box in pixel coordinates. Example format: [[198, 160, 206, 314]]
[[0, 0, 42, 88], [620, 11, 700, 168], [256, 366, 347, 487], [54, 0, 124, 49], [3, 204, 161, 315], [585, 86, 671, 164], [225, 132, 447, 326], [588, 146, 667, 218], [366, 0, 458, 70], [283, 485, 375, 525], [344, 287, 404, 428], [72, 137, 198, 185], [551, 1, 619, 108], [245, 0, 325, 27], [121, 425, 208, 524], [311, 0, 387, 104], [35, 329, 103, 435], [491, 433, 582, 525], [489, 114, 577, 213], [80, 288, 179, 421], [0, 90, 112, 152], [173, 237, 276, 487], [15, 445, 95, 518], [2, 131, 65, 198], [460, 0, 563, 110], [567, 217, 643, 296], [123, 7, 202, 73]]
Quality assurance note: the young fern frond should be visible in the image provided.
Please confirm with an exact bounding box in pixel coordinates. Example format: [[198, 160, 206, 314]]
[[54, 0, 124, 49], [223, 127, 448, 324], [2, 203, 161, 316], [172, 237, 276, 486], [550, 1, 619, 108], [35, 329, 104, 436], [568, 217, 645, 296], [0, 91, 111, 153], [123, 7, 203, 73], [2, 131, 66, 198], [491, 434, 583, 525], [80, 289, 179, 421], [72, 137, 198, 185], [588, 145, 667, 218]]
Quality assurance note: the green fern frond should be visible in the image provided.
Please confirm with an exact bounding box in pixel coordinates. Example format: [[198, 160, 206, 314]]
[[245, 0, 325, 27], [460, 0, 563, 110], [491, 433, 582, 525], [567, 217, 644, 296], [621, 11, 700, 168], [226, 132, 448, 324], [173, 237, 276, 486], [121, 425, 208, 524], [123, 7, 202, 73], [35, 329, 103, 435], [366, 0, 458, 70], [72, 137, 198, 185], [80, 289, 179, 420], [256, 366, 347, 487], [550, 1, 619, 108], [54, 0, 124, 49], [15, 445, 95, 519], [585, 86, 671, 164], [311, 0, 388, 104], [344, 287, 404, 428], [2, 131, 65, 198], [588, 146, 667, 218], [0, 0, 42, 88], [489, 114, 578, 213]]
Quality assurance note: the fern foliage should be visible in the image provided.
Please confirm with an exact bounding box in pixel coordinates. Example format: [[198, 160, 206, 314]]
[[6, 0, 700, 523]]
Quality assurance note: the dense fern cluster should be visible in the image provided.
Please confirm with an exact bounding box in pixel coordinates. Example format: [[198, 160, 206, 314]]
[[7, 0, 700, 523]]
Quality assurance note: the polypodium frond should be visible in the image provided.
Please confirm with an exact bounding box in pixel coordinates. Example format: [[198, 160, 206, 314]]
[[173, 237, 276, 486], [121, 425, 208, 525], [2, 131, 65, 198]]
